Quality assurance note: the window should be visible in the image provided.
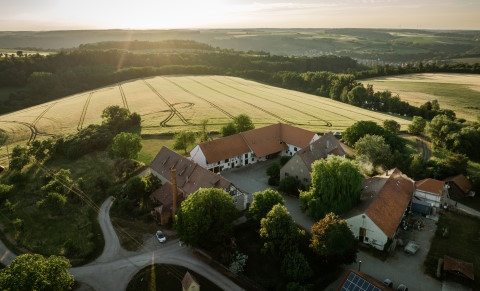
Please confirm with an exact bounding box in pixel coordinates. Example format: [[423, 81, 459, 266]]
[[244, 154, 248, 159], [285, 172, 289, 177], [303, 178, 308, 182], [225, 159, 228, 163], [294, 147, 297, 151]]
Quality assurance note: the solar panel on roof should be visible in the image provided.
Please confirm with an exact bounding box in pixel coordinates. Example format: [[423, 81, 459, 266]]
[[340, 272, 382, 291]]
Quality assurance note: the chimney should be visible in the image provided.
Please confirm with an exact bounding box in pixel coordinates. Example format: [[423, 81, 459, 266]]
[[171, 169, 178, 214]]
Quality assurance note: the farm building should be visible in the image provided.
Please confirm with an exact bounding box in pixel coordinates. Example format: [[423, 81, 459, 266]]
[[414, 178, 447, 209], [345, 168, 414, 251], [443, 255, 475, 288], [280, 132, 345, 184], [190, 123, 319, 173], [148, 146, 247, 225], [445, 174, 475, 198]]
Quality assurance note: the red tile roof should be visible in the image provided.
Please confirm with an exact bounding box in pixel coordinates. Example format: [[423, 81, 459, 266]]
[[150, 182, 182, 209], [445, 174, 472, 194], [444, 255, 475, 281], [194, 123, 316, 163], [240, 123, 286, 158], [416, 178, 445, 196], [279, 123, 317, 148], [199, 134, 250, 164], [150, 147, 232, 197], [365, 168, 414, 238]]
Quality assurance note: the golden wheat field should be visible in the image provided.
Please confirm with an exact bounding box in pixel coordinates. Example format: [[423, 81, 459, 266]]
[[0, 75, 411, 164], [366, 73, 480, 121]]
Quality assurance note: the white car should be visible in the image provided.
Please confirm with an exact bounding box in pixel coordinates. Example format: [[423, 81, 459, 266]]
[[404, 241, 420, 255], [156, 230, 166, 243]]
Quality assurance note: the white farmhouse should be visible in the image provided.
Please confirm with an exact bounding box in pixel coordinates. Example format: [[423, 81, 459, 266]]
[[345, 168, 414, 251], [190, 123, 319, 173], [414, 178, 447, 208]]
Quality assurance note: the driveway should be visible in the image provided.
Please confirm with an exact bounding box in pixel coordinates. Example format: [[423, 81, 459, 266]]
[[222, 158, 278, 201], [0, 196, 243, 291], [222, 161, 441, 291]]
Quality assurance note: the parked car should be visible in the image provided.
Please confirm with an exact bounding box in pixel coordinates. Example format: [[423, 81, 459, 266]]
[[396, 284, 408, 291], [383, 278, 393, 287], [404, 241, 420, 255], [156, 230, 166, 243]]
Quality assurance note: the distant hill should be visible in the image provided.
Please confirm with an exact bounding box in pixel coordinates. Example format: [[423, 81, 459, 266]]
[[1, 28, 479, 63]]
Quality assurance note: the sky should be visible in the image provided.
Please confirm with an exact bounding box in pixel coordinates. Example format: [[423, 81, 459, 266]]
[[1, 0, 479, 31]]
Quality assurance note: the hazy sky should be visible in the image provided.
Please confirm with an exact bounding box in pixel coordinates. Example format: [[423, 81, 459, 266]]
[[1, 0, 479, 30]]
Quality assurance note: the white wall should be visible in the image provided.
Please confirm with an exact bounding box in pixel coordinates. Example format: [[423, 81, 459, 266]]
[[189, 145, 207, 168], [346, 214, 389, 251], [414, 190, 442, 208]]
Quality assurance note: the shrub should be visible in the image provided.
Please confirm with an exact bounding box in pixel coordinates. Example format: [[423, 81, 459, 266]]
[[279, 176, 303, 196]]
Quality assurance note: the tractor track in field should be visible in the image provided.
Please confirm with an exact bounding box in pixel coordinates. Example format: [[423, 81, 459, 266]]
[[0, 120, 37, 144], [242, 78, 385, 122], [140, 103, 194, 117], [165, 77, 234, 119], [142, 79, 190, 126], [77, 92, 94, 131], [204, 77, 293, 124], [32, 102, 56, 128], [226, 77, 356, 123], [211, 77, 332, 127], [118, 83, 129, 110]]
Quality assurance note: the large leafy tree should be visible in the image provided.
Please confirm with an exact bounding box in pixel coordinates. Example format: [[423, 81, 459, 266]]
[[220, 122, 236, 137], [343, 120, 385, 146], [310, 213, 358, 265], [355, 134, 392, 169], [0, 254, 74, 291], [111, 132, 142, 159], [247, 189, 284, 227], [281, 249, 313, 282], [175, 188, 238, 249], [259, 204, 303, 256], [233, 114, 255, 133], [300, 156, 363, 220], [101, 105, 141, 133], [173, 131, 196, 154], [383, 119, 401, 134], [9, 145, 29, 171], [408, 116, 427, 135]]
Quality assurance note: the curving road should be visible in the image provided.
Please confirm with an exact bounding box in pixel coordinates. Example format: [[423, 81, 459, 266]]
[[0, 196, 243, 291]]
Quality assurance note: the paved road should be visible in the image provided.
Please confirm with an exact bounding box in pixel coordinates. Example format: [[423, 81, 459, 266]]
[[446, 198, 480, 218], [0, 239, 16, 266], [70, 196, 243, 291], [0, 196, 243, 291]]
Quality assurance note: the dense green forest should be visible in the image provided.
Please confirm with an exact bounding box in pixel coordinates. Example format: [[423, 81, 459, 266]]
[[1, 29, 480, 63], [1, 40, 478, 120]]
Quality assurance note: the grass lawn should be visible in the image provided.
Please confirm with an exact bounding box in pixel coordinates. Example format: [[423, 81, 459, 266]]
[[138, 135, 177, 165], [110, 216, 161, 251], [127, 264, 222, 291], [424, 212, 480, 290]]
